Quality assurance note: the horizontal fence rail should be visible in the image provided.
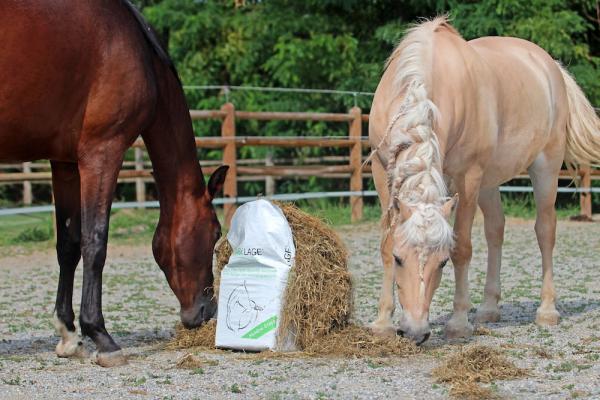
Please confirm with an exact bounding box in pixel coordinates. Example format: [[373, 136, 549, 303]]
[[1, 104, 598, 225], [2, 187, 600, 218]]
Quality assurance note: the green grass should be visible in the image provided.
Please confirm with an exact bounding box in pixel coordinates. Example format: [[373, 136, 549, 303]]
[[0, 196, 585, 249], [0, 213, 54, 249], [300, 200, 381, 225], [0, 202, 380, 248], [501, 195, 580, 219]]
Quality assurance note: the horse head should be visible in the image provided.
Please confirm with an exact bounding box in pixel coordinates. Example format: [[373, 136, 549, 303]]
[[153, 166, 229, 329], [390, 195, 456, 344]]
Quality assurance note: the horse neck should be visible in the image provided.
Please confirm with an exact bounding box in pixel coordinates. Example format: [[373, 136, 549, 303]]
[[141, 65, 205, 215]]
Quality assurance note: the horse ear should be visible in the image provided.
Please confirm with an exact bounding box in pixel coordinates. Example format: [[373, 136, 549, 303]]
[[207, 165, 229, 199], [441, 194, 458, 218]]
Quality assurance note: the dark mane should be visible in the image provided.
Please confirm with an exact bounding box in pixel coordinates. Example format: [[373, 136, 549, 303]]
[[121, 0, 180, 83]]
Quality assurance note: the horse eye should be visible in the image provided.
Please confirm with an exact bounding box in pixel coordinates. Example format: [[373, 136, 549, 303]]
[[439, 259, 449, 269], [394, 255, 403, 267]]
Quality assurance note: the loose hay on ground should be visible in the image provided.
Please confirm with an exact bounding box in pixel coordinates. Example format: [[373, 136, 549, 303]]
[[175, 353, 205, 369], [473, 326, 494, 336], [169, 320, 216, 350], [303, 325, 420, 357], [170, 321, 419, 359], [432, 345, 530, 399], [447, 380, 497, 400]]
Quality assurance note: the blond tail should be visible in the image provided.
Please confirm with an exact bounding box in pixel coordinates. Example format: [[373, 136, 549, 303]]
[[557, 64, 600, 168]]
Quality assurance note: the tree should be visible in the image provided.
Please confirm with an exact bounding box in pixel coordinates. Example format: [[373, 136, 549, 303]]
[[134, 0, 599, 197]]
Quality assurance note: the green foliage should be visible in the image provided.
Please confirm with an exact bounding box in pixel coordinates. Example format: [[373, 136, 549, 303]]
[[448, 0, 600, 104], [134, 0, 598, 201], [140, 0, 599, 100]]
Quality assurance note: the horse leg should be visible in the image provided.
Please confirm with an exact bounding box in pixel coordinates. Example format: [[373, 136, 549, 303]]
[[475, 187, 504, 323], [370, 156, 396, 337], [78, 151, 127, 367], [445, 172, 481, 339], [529, 156, 561, 326], [51, 161, 87, 358]]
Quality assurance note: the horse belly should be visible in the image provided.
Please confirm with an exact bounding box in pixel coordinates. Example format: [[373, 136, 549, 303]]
[[473, 40, 560, 187], [481, 139, 542, 188], [0, 123, 77, 163]]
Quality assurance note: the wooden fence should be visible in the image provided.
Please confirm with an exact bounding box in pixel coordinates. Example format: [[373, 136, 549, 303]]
[[0, 103, 598, 224]]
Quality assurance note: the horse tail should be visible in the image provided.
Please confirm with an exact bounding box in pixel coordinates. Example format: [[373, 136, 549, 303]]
[[558, 64, 600, 168]]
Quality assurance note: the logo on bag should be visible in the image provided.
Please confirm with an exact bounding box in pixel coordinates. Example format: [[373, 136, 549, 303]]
[[234, 247, 264, 256], [226, 281, 264, 332], [284, 247, 292, 265]]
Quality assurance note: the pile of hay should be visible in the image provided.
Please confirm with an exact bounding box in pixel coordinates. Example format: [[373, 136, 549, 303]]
[[213, 201, 353, 350], [432, 345, 530, 399], [170, 202, 419, 357]]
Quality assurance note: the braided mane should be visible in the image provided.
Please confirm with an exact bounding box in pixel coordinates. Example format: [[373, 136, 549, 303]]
[[385, 17, 456, 253]]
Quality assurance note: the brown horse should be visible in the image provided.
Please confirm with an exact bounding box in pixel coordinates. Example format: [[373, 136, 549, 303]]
[[0, 1, 228, 366]]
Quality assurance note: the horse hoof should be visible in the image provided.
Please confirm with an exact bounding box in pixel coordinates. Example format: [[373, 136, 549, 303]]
[[94, 350, 128, 367], [369, 322, 397, 338], [535, 308, 560, 326], [475, 307, 501, 323], [55, 334, 88, 358], [444, 321, 474, 339]]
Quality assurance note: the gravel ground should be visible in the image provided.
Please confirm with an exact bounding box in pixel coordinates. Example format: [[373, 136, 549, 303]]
[[0, 216, 599, 399]]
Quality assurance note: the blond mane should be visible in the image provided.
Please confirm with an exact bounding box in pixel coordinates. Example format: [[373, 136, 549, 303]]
[[385, 17, 456, 252]]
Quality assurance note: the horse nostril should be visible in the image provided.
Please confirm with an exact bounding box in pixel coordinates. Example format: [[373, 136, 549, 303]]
[[198, 296, 217, 321], [396, 329, 405, 337]]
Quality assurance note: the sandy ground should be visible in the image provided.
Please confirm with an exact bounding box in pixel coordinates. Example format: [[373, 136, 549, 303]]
[[0, 217, 599, 399]]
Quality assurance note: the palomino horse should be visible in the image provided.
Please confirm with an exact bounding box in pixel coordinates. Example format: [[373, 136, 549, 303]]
[[0, 1, 228, 366], [369, 17, 600, 344]]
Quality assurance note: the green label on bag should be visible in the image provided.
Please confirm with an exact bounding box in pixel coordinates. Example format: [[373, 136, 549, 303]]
[[241, 316, 277, 339]]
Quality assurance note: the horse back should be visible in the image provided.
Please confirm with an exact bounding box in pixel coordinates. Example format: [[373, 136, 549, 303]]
[[430, 32, 567, 184], [469, 36, 567, 132], [467, 37, 568, 185], [0, 1, 157, 163]]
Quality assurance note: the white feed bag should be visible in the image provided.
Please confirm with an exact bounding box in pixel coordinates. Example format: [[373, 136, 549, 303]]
[[215, 199, 295, 351]]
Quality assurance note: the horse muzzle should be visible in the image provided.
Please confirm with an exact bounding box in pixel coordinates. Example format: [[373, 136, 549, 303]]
[[398, 313, 431, 345], [180, 294, 217, 329]]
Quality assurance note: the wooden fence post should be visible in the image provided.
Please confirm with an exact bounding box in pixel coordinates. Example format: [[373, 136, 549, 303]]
[[580, 165, 592, 220], [134, 147, 146, 204], [349, 106, 363, 222], [265, 151, 275, 196], [221, 102, 237, 227], [22, 162, 32, 205]]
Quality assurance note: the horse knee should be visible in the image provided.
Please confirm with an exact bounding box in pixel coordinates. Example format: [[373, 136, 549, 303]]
[[485, 218, 504, 245], [534, 219, 556, 247], [81, 237, 108, 268], [56, 240, 81, 267], [452, 242, 472, 267]]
